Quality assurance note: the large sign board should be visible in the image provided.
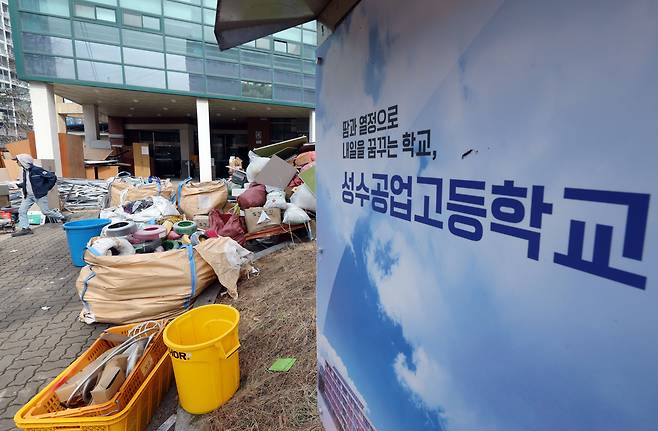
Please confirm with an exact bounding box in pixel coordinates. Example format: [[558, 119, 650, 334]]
[[316, 0, 658, 430]]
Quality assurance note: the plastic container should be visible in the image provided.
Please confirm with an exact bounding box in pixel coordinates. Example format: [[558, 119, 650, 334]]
[[164, 304, 241, 414], [23, 324, 167, 419], [63, 218, 111, 266], [14, 324, 173, 431]]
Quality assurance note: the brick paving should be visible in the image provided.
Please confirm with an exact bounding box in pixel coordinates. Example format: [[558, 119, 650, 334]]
[[0, 224, 109, 430]]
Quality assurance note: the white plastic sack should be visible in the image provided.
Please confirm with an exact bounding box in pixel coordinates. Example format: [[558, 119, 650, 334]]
[[290, 183, 316, 211], [99, 196, 179, 224], [246, 151, 270, 182], [264, 190, 288, 210], [283, 204, 310, 225]]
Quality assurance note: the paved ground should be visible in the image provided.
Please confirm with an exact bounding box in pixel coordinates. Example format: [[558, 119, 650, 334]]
[[0, 223, 109, 430]]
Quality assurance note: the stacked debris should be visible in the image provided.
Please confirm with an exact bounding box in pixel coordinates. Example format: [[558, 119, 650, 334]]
[[221, 136, 317, 243], [59, 179, 110, 211]]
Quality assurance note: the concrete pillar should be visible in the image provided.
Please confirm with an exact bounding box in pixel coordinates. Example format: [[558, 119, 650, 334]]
[[196, 98, 212, 182], [82, 103, 101, 148], [54, 95, 67, 133], [309, 109, 316, 143], [29, 82, 62, 176]]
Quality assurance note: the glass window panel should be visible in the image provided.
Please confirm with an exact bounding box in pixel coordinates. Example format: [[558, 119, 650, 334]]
[[302, 44, 315, 60], [302, 60, 315, 74], [255, 38, 270, 50], [19, 0, 69, 17], [273, 40, 286, 53], [303, 88, 315, 104], [164, 19, 202, 40], [241, 64, 270, 82], [123, 47, 164, 68], [166, 37, 203, 57], [242, 41, 255, 48], [96, 7, 116, 22], [120, 0, 160, 15], [86, 0, 117, 5], [302, 30, 316, 45], [274, 27, 301, 42], [123, 11, 141, 27], [166, 54, 203, 73], [303, 73, 314, 88], [24, 54, 75, 78], [287, 41, 300, 55], [125, 65, 165, 88], [205, 44, 238, 61], [76, 59, 123, 83], [20, 13, 71, 37], [75, 40, 121, 62], [240, 49, 270, 66], [73, 21, 120, 44], [242, 80, 272, 99], [206, 76, 239, 96], [74, 4, 95, 19], [142, 16, 160, 30], [205, 59, 238, 77], [164, 1, 201, 22], [273, 85, 302, 102], [22, 33, 73, 57], [273, 69, 301, 86], [273, 55, 300, 71], [167, 71, 204, 92], [302, 21, 315, 30], [203, 8, 214, 25], [203, 26, 215, 43], [122, 29, 163, 50], [202, 0, 215, 8]]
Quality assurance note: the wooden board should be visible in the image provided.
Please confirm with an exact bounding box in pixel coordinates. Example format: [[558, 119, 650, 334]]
[[3, 157, 19, 180], [244, 223, 305, 241], [6, 139, 36, 158], [58, 134, 86, 178], [85, 166, 96, 179], [253, 136, 307, 157], [132, 142, 151, 177], [97, 165, 119, 180]]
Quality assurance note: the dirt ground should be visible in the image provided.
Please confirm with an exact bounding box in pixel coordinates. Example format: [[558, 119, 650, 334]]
[[201, 241, 322, 431]]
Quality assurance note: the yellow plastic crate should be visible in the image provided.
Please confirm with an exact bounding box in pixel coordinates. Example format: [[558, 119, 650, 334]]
[[23, 323, 167, 420], [15, 325, 173, 431]]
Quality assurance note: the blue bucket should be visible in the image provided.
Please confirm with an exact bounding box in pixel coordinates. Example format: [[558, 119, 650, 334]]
[[63, 218, 112, 266]]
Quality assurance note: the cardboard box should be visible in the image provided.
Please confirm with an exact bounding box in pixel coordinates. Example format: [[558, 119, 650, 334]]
[[193, 215, 210, 230], [55, 347, 118, 403], [90, 355, 127, 405], [253, 155, 298, 189], [244, 207, 281, 233]]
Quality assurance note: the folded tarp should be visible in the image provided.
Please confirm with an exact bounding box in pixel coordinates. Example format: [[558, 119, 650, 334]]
[[76, 237, 252, 324]]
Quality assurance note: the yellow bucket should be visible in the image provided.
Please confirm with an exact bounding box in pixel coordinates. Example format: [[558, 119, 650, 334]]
[[163, 304, 241, 414]]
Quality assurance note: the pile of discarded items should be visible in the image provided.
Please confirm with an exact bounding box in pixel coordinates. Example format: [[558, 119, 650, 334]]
[[76, 136, 316, 325]]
